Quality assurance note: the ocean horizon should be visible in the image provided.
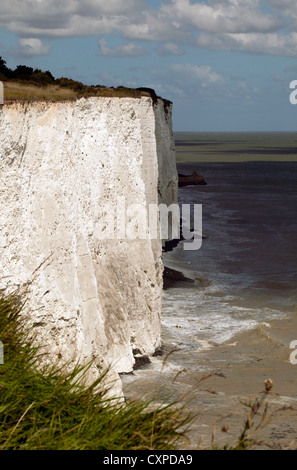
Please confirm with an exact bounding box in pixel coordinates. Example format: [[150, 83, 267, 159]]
[[174, 131, 297, 163]]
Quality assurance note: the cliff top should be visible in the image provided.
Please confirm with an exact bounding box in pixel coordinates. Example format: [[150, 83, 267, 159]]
[[0, 56, 171, 105], [2, 80, 168, 104]]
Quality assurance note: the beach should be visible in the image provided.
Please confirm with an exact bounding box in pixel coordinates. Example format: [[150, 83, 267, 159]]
[[122, 307, 297, 449]]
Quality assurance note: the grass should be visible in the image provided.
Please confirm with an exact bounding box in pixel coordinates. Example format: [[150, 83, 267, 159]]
[[2, 81, 156, 102], [0, 289, 191, 450], [1, 288, 289, 451], [3, 81, 77, 101]]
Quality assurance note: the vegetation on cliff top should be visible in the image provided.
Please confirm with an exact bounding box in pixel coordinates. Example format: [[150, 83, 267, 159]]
[[0, 56, 166, 103], [0, 289, 191, 450]]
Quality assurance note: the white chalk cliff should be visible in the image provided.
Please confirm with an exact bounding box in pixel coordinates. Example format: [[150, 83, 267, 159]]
[[0, 96, 178, 393]]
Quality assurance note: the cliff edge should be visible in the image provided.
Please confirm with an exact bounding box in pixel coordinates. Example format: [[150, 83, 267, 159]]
[[0, 96, 178, 394]]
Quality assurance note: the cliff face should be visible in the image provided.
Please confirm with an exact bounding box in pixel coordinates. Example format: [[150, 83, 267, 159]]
[[0, 96, 178, 392]]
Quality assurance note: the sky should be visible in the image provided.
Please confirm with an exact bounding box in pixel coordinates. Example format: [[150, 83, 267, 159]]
[[1, 0, 297, 131]]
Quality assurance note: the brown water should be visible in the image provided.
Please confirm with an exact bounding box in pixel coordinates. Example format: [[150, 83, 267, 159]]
[[121, 133, 297, 450]]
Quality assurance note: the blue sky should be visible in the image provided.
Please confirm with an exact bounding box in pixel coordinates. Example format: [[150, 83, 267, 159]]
[[1, 0, 297, 131]]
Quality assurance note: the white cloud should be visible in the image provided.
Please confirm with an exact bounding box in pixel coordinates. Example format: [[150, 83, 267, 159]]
[[76, 0, 147, 15], [0, 0, 147, 37], [169, 63, 223, 85], [156, 42, 184, 56], [270, 0, 297, 32], [195, 31, 297, 57], [98, 39, 147, 57], [161, 0, 283, 34], [0, 0, 296, 57], [148, 62, 225, 100], [1, 0, 280, 37], [17, 38, 51, 56], [147, 61, 259, 105], [270, 0, 297, 16]]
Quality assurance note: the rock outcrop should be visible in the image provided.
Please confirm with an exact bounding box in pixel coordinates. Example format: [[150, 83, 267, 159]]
[[0, 96, 178, 394], [178, 171, 206, 187]]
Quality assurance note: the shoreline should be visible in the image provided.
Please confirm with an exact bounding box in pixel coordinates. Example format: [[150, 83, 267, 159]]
[[123, 235, 297, 449], [122, 297, 297, 449]]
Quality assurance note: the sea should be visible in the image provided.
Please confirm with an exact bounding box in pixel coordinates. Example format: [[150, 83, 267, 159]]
[[121, 132, 297, 449]]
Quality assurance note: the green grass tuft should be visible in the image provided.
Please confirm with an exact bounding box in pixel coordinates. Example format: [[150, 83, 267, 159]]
[[0, 290, 191, 450]]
